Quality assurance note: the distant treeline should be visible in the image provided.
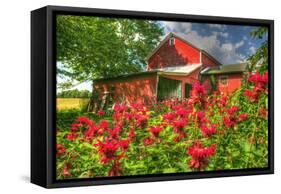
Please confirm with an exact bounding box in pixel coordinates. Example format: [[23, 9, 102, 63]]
[[57, 89, 91, 98]]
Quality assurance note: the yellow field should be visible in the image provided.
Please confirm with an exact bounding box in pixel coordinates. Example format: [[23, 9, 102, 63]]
[[56, 98, 89, 110]]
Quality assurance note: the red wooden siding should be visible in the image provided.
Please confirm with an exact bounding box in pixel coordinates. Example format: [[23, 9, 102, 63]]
[[201, 77, 213, 92], [216, 73, 243, 94], [94, 74, 157, 105], [201, 52, 221, 68], [201, 73, 244, 94], [147, 37, 201, 70]]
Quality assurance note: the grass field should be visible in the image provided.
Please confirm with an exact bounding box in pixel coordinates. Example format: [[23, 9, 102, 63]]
[[57, 98, 89, 110]]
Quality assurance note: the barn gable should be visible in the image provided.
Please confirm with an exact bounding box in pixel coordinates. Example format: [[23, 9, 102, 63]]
[[147, 32, 222, 71], [147, 33, 201, 70]]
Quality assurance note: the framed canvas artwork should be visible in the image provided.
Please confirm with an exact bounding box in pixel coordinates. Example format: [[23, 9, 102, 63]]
[[31, 5, 274, 188]]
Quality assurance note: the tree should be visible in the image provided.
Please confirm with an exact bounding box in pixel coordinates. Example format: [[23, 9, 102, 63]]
[[57, 89, 91, 98], [248, 27, 268, 73], [57, 15, 164, 85]]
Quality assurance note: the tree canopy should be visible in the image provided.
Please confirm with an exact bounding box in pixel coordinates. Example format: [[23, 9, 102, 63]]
[[57, 15, 164, 87]]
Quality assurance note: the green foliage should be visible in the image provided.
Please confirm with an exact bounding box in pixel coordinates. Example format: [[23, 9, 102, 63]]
[[57, 89, 92, 98], [56, 110, 113, 132], [57, 15, 164, 83], [210, 75, 217, 91], [248, 27, 268, 73]]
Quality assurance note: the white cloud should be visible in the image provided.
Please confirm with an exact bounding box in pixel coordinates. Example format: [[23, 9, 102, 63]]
[[235, 40, 244, 49], [220, 32, 229, 38], [212, 31, 229, 38], [208, 24, 227, 30], [163, 21, 192, 34], [249, 46, 257, 55], [222, 43, 234, 51]]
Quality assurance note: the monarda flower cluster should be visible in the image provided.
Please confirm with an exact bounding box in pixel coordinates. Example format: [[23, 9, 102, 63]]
[[188, 142, 216, 170], [244, 71, 268, 102], [188, 81, 207, 107], [94, 138, 129, 164], [223, 106, 248, 128]]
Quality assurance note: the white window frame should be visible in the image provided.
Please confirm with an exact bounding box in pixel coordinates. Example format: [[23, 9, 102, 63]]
[[219, 75, 228, 86], [169, 37, 175, 46]]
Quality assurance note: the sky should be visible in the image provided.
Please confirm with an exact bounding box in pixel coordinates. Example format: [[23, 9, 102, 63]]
[[58, 21, 267, 92]]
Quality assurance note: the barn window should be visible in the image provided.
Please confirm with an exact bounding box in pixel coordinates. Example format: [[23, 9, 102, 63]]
[[220, 76, 228, 86], [169, 36, 175, 46]]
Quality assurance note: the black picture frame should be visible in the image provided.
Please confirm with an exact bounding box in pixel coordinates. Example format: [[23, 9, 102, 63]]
[[31, 5, 274, 188]]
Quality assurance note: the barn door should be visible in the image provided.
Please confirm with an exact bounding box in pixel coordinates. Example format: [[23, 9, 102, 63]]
[[157, 76, 182, 101]]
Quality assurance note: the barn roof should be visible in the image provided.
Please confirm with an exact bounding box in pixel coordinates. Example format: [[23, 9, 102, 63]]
[[157, 64, 201, 76], [146, 32, 222, 66], [93, 70, 158, 82], [94, 64, 202, 82], [200, 63, 248, 75]]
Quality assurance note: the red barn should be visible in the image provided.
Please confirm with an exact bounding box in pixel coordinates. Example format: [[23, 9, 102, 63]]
[[93, 32, 247, 108]]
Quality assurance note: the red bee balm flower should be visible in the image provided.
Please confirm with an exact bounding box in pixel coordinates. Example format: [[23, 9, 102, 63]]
[[108, 125, 122, 139], [143, 137, 155, 146], [94, 140, 119, 164], [223, 117, 237, 128], [148, 126, 163, 137], [195, 111, 208, 126], [76, 116, 94, 126], [174, 106, 190, 117], [188, 142, 216, 170], [227, 106, 239, 115], [259, 108, 267, 119], [56, 144, 66, 156], [66, 132, 78, 141], [99, 120, 109, 130], [136, 114, 149, 128], [114, 104, 128, 113], [63, 163, 72, 177], [245, 71, 268, 101], [244, 89, 258, 102], [191, 81, 206, 96], [239, 113, 249, 121], [248, 71, 268, 85], [84, 124, 98, 139], [189, 81, 207, 106], [201, 125, 216, 137], [128, 128, 136, 139], [70, 123, 81, 131], [74, 116, 98, 139], [173, 119, 188, 133], [119, 139, 130, 151], [162, 112, 177, 123], [97, 110, 105, 116]]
